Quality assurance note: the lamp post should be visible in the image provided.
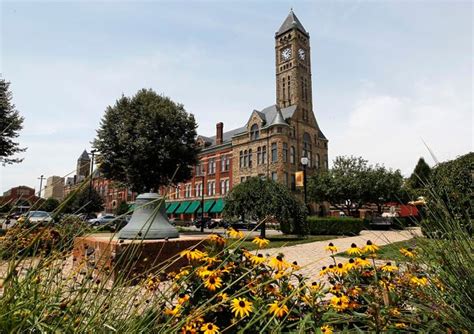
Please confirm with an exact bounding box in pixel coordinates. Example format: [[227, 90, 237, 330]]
[[200, 172, 206, 233], [37, 175, 45, 198], [88, 149, 97, 214], [300, 157, 309, 211]]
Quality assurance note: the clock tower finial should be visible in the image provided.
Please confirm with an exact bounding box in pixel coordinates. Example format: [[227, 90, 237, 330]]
[[275, 10, 313, 123]]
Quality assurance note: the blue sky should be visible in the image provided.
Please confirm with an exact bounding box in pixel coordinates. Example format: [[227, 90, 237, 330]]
[[1, 0, 472, 193]]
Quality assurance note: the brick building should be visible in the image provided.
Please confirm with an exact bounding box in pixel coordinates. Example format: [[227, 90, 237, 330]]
[[44, 176, 65, 201], [164, 10, 328, 220], [0, 186, 43, 213]]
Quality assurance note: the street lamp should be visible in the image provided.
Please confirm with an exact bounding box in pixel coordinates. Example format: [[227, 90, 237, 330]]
[[300, 157, 309, 211], [200, 171, 206, 233], [37, 175, 45, 198]]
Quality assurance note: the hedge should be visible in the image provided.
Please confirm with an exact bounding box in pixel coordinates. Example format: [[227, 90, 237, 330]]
[[306, 216, 364, 236]]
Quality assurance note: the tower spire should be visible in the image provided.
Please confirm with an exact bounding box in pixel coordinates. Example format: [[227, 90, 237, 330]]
[[276, 9, 308, 37]]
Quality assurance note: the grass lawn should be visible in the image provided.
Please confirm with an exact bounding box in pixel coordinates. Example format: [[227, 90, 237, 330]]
[[228, 235, 340, 251], [337, 238, 421, 261]]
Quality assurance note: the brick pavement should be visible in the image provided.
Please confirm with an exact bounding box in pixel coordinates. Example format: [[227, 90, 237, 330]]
[[265, 228, 421, 279]]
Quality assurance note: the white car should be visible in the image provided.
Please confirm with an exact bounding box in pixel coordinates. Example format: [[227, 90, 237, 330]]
[[19, 211, 53, 224]]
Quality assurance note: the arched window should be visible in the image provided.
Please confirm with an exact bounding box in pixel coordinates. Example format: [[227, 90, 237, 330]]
[[315, 153, 320, 169], [290, 146, 295, 164], [303, 132, 312, 167], [250, 124, 259, 140]]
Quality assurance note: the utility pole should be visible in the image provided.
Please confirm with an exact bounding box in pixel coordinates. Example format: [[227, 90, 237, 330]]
[[37, 175, 45, 198], [200, 171, 206, 233], [88, 149, 96, 213]]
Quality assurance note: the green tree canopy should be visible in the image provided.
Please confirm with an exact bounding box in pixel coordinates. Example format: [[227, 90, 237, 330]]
[[40, 198, 60, 212], [0, 79, 25, 165], [308, 156, 403, 215], [93, 89, 199, 192], [409, 157, 431, 189], [63, 187, 104, 214], [223, 177, 307, 237]]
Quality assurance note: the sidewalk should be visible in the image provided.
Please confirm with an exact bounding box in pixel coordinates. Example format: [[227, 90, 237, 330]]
[[266, 228, 421, 279]]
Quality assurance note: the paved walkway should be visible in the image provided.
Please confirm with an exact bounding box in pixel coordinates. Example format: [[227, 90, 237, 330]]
[[266, 228, 421, 279]]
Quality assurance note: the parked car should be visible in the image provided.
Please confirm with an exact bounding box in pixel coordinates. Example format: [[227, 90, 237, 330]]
[[18, 211, 53, 224], [88, 214, 117, 229], [230, 220, 258, 230], [193, 217, 212, 229]]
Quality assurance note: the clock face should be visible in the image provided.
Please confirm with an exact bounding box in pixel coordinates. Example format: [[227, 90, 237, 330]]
[[298, 48, 305, 60], [281, 48, 292, 61]]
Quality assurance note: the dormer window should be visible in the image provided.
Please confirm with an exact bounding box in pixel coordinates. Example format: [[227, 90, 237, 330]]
[[250, 124, 260, 140]]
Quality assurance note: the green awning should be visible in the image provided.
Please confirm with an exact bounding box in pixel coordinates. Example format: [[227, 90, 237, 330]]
[[165, 202, 171, 209], [210, 199, 225, 213], [166, 202, 180, 214], [185, 201, 201, 214], [175, 201, 191, 214], [203, 200, 215, 213]]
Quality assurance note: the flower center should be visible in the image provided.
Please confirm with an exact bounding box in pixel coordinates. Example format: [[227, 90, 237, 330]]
[[367, 240, 373, 245], [351, 243, 357, 248], [209, 278, 215, 284], [276, 256, 283, 261], [208, 324, 213, 330], [239, 301, 246, 307]]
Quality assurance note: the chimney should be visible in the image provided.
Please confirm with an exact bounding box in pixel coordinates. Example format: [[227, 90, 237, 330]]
[[216, 122, 224, 145]]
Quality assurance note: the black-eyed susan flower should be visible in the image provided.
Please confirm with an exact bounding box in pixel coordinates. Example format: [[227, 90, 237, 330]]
[[252, 236, 270, 248], [181, 324, 197, 334], [177, 293, 190, 304], [347, 286, 362, 297], [201, 322, 220, 334], [250, 253, 266, 266], [227, 228, 244, 239], [309, 281, 322, 292], [380, 262, 398, 272], [400, 247, 415, 258], [330, 294, 349, 312], [362, 240, 379, 253], [180, 249, 207, 261], [320, 325, 334, 334], [390, 308, 401, 316], [347, 243, 362, 256], [335, 263, 347, 276], [355, 256, 371, 267], [216, 292, 228, 302], [175, 269, 190, 280], [269, 255, 290, 271], [291, 261, 301, 270], [203, 276, 222, 291], [319, 266, 328, 276], [325, 242, 338, 253], [344, 258, 356, 271], [230, 297, 253, 318], [208, 234, 226, 246], [203, 256, 221, 266], [395, 323, 408, 329], [268, 300, 289, 318], [164, 305, 181, 316], [410, 275, 428, 286]]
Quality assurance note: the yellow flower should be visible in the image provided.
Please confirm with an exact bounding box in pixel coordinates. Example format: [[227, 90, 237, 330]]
[[355, 256, 371, 267], [181, 324, 197, 334], [252, 236, 270, 248], [390, 308, 401, 316], [208, 233, 226, 246], [164, 304, 181, 316], [250, 253, 266, 266], [400, 247, 415, 258], [291, 261, 301, 271], [180, 249, 207, 261], [203, 256, 221, 266], [380, 262, 398, 272], [175, 269, 190, 280], [201, 322, 220, 334], [227, 228, 244, 239], [347, 243, 362, 256], [274, 271, 287, 279], [268, 301, 289, 318], [319, 266, 328, 276], [325, 242, 338, 253], [203, 276, 222, 291], [330, 294, 350, 312], [217, 292, 229, 302], [395, 323, 408, 329], [344, 258, 356, 271], [334, 263, 347, 276], [348, 286, 362, 297], [230, 297, 253, 318], [309, 281, 322, 292], [320, 325, 334, 333], [362, 240, 379, 253], [196, 267, 214, 279], [269, 255, 290, 271], [410, 275, 428, 286], [177, 293, 190, 304]]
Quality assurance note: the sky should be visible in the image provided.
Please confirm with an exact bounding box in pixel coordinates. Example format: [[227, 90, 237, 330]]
[[0, 0, 472, 193]]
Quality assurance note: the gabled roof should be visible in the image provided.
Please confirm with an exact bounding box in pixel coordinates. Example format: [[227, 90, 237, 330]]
[[268, 107, 289, 127], [78, 150, 90, 160], [276, 10, 308, 37]]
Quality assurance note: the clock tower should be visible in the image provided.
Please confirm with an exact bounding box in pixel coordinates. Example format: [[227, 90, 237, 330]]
[[275, 10, 314, 125]]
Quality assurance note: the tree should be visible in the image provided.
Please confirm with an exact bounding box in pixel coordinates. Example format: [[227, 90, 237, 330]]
[[93, 89, 199, 192], [115, 201, 130, 216], [0, 79, 25, 165], [63, 187, 104, 214], [308, 156, 403, 216], [40, 198, 60, 212], [223, 177, 306, 237], [409, 157, 431, 189]]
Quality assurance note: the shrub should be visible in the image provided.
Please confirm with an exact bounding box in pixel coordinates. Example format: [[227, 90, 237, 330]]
[[306, 216, 364, 235]]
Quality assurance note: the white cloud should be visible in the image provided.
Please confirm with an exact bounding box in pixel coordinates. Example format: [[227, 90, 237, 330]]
[[329, 81, 472, 175]]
